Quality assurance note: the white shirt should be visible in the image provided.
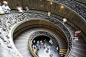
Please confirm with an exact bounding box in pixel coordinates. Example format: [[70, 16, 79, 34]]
[[74, 37, 78, 41], [0, 6, 2, 11], [17, 7, 23, 12], [2, 5, 11, 13], [48, 12, 51, 16], [63, 18, 67, 22], [0, 6, 3, 13], [49, 40, 52, 43], [25, 6, 29, 11]]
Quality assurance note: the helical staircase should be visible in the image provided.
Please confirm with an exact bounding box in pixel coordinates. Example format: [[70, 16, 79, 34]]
[[0, 0, 86, 57], [0, 12, 86, 57]]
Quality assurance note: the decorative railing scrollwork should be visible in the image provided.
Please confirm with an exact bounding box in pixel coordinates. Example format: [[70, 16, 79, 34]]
[[49, 0, 86, 23], [0, 12, 72, 57]]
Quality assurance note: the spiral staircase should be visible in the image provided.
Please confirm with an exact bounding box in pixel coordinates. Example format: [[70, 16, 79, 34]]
[[0, 12, 86, 57], [0, 0, 86, 57]]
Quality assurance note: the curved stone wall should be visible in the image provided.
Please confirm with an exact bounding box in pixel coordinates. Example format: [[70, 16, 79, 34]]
[[13, 20, 66, 40], [50, 0, 86, 21]]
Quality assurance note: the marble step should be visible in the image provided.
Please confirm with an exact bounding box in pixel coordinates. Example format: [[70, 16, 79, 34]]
[[72, 48, 86, 56]]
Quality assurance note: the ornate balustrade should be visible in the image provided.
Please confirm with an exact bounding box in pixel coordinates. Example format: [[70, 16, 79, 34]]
[[48, 0, 86, 23], [0, 29, 19, 57], [0, 12, 72, 57]]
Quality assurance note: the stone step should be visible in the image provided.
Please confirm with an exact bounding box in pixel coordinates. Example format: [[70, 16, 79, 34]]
[[73, 48, 86, 56], [73, 40, 86, 45], [71, 51, 83, 57], [73, 44, 86, 50], [69, 54, 75, 57], [74, 43, 86, 46], [72, 50, 86, 57], [73, 47, 86, 52]]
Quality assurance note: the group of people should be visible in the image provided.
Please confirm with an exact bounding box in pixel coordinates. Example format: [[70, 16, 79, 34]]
[[32, 39, 46, 51], [16, 4, 29, 12], [32, 39, 59, 57], [0, 1, 11, 14], [32, 39, 46, 54], [0, 1, 29, 14]]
